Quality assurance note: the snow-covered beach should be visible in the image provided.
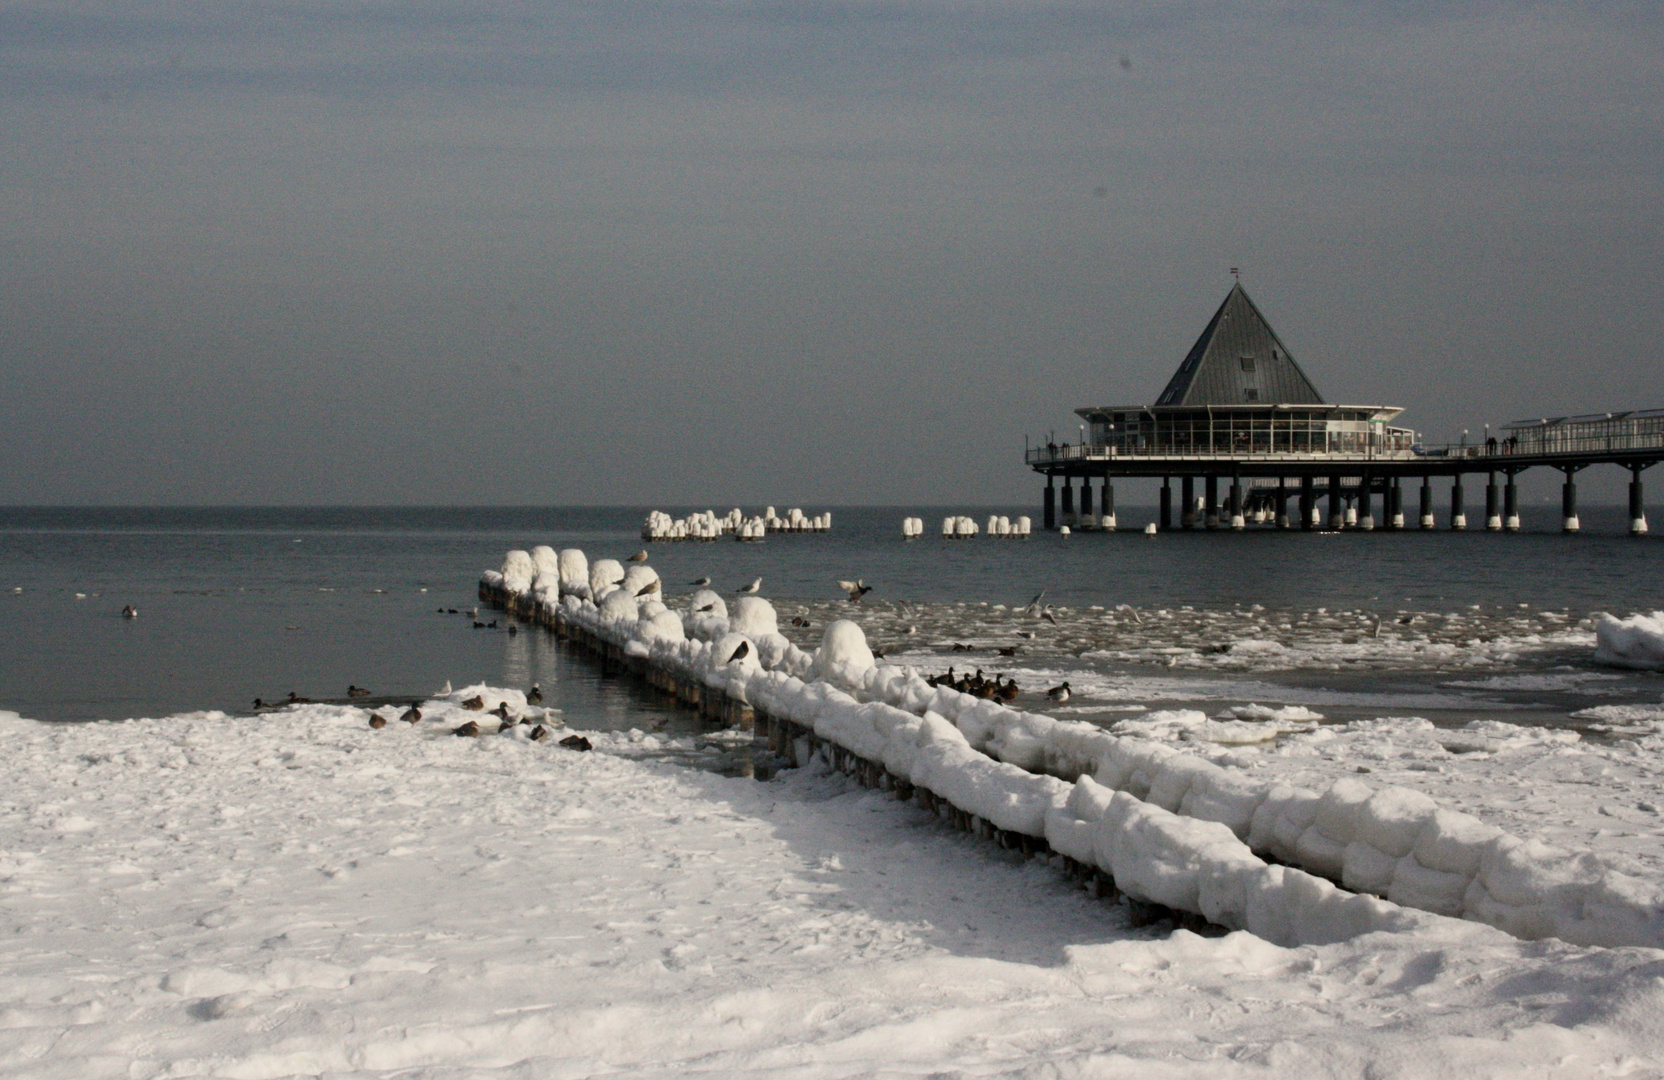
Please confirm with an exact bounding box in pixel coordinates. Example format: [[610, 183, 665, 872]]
[[6, 699, 1664, 1079]]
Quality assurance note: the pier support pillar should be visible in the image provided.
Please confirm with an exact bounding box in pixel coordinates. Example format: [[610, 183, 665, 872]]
[[1300, 476, 1316, 531], [1181, 476, 1196, 529], [1357, 477, 1374, 530], [1328, 475, 1345, 531], [1420, 476, 1435, 529], [1229, 476, 1245, 530], [1451, 477, 1467, 530], [1043, 476, 1055, 531], [1160, 478, 1172, 532], [1060, 479, 1075, 527], [1276, 479, 1290, 529], [1205, 476, 1220, 530], [1102, 479, 1116, 531], [1562, 469, 1580, 533], [1079, 480, 1093, 522], [1388, 477, 1404, 529], [1631, 466, 1649, 536], [1504, 473, 1520, 532], [1485, 471, 1502, 531]]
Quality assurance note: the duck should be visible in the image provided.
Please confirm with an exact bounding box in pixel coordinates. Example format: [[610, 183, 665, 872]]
[[368, 714, 388, 729], [461, 695, 485, 711], [453, 720, 481, 737], [492, 701, 513, 721], [347, 685, 371, 698], [997, 646, 1019, 657], [527, 684, 543, 705], [529, 724, 551, 742], [996, 678, 1020, 703], [559, 734, 592, 751], [401, 705, 422, 723], [121, 605, 138, 618], [252, 698, 266, 710], [1046, 681, 1072, 703]]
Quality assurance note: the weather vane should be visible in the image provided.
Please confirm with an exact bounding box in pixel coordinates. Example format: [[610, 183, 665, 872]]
[[1230, 267, 1240, 280]]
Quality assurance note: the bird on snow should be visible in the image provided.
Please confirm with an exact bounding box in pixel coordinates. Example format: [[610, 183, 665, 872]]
[[401, 705, 422, 723], [690, 576, 711, 587], [1045, 681, 1072, 703], [737, 578, 761, 594], [628, 550, 649, 562], [837, 579, 872, 602], [527, 684, 543, 705], [725, 639, 750, 663], [437, 680, 452, 695], [635, 579, 661, 596]]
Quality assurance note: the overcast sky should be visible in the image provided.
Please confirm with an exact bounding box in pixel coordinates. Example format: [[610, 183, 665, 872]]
[[1, 1, 1660, 505]]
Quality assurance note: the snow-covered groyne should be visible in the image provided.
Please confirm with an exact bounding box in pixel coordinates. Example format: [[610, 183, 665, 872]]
[[481, 549, 1664, 951], [642, 507, 830, 541]]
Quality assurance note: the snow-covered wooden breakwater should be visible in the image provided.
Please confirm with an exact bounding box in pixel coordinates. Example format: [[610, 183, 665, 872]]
[[642, 507, 830, 541], [481, 548, 1664, 951]]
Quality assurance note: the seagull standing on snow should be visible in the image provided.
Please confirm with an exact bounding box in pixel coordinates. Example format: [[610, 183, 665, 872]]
[[737, 578, 761, 594]]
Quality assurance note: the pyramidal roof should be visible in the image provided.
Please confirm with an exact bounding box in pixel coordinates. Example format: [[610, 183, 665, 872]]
[[1154, 284, 1325, 407]]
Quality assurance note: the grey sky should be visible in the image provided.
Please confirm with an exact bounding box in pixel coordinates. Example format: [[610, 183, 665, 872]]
[[1, 1, 1660, 505]]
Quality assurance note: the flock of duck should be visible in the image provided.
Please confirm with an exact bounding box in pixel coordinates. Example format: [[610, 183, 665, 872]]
[[923, 667, 1072, 704]]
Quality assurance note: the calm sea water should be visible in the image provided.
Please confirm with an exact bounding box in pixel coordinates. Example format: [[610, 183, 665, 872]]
[[2, 505, 1660, 725]]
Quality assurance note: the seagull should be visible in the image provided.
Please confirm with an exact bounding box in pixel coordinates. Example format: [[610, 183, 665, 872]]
[[1016, 630, 1035, 639], [628, 550, 649, 562], [1046, 681, 1072, 703], [121, 605, 138, 618], [695, 602, 718, 613], [635, 579, 661, 596], [737, 578, 761, 594], [437, 680, 452, 695], [690, 577, 711, 587], [1041, 606, 1058, 625], [837, 579, 872, 602], [726, 639, 750, 663], [1024, 590, 1046, 616]]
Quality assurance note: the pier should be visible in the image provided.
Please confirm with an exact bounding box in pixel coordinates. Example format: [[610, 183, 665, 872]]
[[1028, 285, 1661, 534]]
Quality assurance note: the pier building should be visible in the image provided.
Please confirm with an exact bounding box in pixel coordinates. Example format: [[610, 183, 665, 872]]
[[1026, 284, 1662, 534]]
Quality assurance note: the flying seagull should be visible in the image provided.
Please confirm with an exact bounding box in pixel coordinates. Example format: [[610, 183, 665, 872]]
[[1024, 590, 1047, 617], [837, 579, 872, 602]]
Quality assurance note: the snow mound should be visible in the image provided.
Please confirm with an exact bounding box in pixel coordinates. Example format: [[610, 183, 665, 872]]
[[1594, 611, 1664, 670]]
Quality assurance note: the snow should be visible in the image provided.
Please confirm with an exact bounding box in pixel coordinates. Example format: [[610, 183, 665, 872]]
[[1594, 611, 1664, 669], [9, 703, 1664, 1078]]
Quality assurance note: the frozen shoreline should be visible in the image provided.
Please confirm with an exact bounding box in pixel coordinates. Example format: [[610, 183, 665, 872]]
[[5, 702, 1664, 1078]]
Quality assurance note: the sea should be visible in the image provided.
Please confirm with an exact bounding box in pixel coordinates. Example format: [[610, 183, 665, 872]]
[[3, 505, 1661, 741]]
